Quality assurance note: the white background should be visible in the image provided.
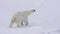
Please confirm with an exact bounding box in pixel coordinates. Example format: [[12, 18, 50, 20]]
[[0, 0, 60, 34]]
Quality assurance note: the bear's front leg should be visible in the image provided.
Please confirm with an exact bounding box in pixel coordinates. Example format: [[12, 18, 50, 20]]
[[23, 19, 28, 26]]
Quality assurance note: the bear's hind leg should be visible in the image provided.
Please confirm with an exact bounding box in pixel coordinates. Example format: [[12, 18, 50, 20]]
[[21, 21, 25, 26], [16, 22, 20, 27], [9, 20, 15, 28]]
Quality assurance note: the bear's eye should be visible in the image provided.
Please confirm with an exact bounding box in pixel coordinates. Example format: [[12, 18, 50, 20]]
[[32, 10, 36, 12]]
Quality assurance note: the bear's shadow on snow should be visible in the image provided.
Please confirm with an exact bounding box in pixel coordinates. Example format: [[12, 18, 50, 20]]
[[8, 24, 32, 29]]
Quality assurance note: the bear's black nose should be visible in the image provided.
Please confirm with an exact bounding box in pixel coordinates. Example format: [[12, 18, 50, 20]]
[[33, 10, 36, 12]]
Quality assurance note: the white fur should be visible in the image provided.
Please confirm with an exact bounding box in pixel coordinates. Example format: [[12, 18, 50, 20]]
[[9, 10, 35, 28]]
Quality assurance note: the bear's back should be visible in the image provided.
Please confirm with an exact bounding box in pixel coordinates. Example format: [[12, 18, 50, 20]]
[[12, 12, 26, 22]]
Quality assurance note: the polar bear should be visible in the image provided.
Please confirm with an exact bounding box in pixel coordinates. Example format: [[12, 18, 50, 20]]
[[9, 10, 36, 28]]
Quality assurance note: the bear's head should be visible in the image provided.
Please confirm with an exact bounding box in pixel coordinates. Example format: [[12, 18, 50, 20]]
[[23, 10, 36, 16]]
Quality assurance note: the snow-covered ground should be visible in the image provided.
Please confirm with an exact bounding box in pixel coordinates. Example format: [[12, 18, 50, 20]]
[[0, 0, 60, 34]]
